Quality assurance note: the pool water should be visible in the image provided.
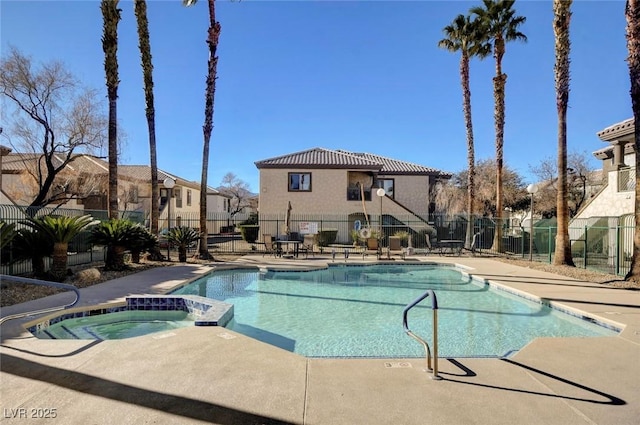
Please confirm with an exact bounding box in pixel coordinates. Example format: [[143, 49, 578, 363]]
[[35, 310, 194, 340], [171, 265, 619, 358]]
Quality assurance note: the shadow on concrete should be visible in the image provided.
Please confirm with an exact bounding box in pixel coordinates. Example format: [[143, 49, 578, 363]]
[[1, 339, 102, 358], [0, 353, 298, 424], [442, 357, 626, 406]]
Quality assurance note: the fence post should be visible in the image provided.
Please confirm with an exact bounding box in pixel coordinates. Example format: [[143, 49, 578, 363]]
[[548, 227, 552, 263], [615, 225, 620, 276], [583, 226, 588, 269]]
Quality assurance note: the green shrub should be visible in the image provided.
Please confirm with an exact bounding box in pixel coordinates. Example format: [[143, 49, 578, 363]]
[[315, 229, 338, 247], [239, 225, 259, 244]]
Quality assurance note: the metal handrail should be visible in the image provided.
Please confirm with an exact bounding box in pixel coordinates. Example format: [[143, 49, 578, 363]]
[[0, 275, 81, 325], [402, 289, 441, 380]]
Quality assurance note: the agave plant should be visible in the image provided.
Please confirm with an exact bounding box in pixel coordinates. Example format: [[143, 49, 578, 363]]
[[167, 226, 200, 262], [22, 215, 98, 281], [90, 219, 138, 271]]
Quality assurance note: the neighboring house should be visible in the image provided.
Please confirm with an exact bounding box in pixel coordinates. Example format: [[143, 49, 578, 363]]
[[0, 152, 232, 233], [255, 147, 452, 239], [573, 118, 635, 220]]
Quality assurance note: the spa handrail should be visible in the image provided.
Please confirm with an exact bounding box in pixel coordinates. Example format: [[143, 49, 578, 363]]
[[0, 275, 81, 325], [402, 289, 441, 380]]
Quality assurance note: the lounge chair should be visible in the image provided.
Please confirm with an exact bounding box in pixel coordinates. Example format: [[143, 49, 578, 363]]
[[386, 236, 406, 260], [363, 237, 381, 259], [263, 234, 283, 258]]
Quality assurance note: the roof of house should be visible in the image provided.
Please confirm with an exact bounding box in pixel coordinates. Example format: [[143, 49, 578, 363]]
[[597, 118, 634, 141], [254, 147, 452, 177]]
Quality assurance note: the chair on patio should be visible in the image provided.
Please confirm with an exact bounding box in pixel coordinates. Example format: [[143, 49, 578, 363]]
[[263, 234, 283, 258], [363, 237, 381, 259], [386, 236, 406, 260], [299, 234, 315, 258]]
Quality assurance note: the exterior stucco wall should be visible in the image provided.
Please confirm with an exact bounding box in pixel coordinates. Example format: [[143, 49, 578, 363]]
[[259, 169, 432, 217], [259, 168, 352, 215], [574, 152, 635, 219], [381, 174, 430, 214]]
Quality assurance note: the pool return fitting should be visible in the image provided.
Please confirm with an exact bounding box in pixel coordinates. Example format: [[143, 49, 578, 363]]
[[402, 289, 441, 380], [0, 275, 81, 325]]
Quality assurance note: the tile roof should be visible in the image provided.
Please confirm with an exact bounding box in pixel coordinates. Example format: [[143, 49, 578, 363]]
[[255, 147, 381, 170], [597, 118, 634, 141], [255, 147, 451, 177]]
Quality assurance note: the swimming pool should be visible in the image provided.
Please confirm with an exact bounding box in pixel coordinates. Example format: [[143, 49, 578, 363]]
[[171, 264, 619, 358]]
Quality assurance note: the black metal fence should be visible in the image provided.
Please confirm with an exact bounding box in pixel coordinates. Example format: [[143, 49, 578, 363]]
[[0, 204, 634, 277]]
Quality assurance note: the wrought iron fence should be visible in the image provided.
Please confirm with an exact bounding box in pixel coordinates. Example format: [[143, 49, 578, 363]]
[[0, 204, 635, 277]]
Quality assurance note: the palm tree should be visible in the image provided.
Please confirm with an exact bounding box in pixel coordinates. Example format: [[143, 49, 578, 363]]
[[13, 227, 54, 278], [101, 0, 121, 220], [134, 0, 160, 237], [22, 215, 98, 281], [0, 220, 16, 250], [552, 0, 575, 266], [184, 0, 219, 260], [167, 226, 200, 262], [90, 219, 138, 270], [471, 0, 526, 252], [438, 14, 491, 250], [625, 0, 640, 284]]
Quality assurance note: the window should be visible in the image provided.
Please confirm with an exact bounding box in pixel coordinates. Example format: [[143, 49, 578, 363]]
[[187, 189, 192, 206], [175, 188, 182, 208], [375, 178, 395, 199], [289, 173, 311, 192]]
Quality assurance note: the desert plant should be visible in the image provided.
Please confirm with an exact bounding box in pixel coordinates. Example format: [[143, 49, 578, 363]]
[[168, 226, 201, 262], [90, 219, 138, 271], [0, 220, 16, 250], [22, 214, 98, 281], [239, 224, 259, 244], [315, 229, 338, 247], [393, 230, 410, 247], [350, 229, 361, 245], [12, 227, 54, 278], [127, 225, 158, 263]]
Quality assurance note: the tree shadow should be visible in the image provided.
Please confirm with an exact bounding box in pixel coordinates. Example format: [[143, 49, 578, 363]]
[[1, 353, 298, 424]]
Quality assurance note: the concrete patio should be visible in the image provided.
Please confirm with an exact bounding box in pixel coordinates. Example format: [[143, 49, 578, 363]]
[[1, 255, 639, 424]]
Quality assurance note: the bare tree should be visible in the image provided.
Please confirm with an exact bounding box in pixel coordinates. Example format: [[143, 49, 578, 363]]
[[218, 172, 252, 218], [0, 48, 107, 210], [529, 151, 600, 218]]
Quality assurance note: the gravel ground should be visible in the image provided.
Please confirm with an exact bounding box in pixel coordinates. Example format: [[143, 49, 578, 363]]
[[1, 254, 636, 308]]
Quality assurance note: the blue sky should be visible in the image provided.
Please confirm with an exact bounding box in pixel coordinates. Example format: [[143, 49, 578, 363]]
[[0, 0, 631, 192]]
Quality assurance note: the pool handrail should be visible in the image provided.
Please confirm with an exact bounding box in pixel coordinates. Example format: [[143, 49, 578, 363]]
[[402, 289, 441, 380], [0, 274, 81, 325]]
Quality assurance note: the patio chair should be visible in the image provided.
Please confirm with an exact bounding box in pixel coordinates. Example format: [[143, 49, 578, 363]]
[[386, 236, 406, 260], [363, 237, 381, 260], [263, 234, 283, 258], [299, 234, 316, 258]]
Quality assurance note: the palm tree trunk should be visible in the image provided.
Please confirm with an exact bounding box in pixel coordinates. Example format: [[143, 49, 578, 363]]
[[179, 246, 187, 262], [625, 0, 640, 284], [553, 0, 575, 266], [101, 0, 121, 220], [492, 37, 506, 253], [134, 0, 159, 236], [461, 51, 476, 250], [198, 0, 220, 260], [106, 245, 126, 270], [50, 242, 68, 282]]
